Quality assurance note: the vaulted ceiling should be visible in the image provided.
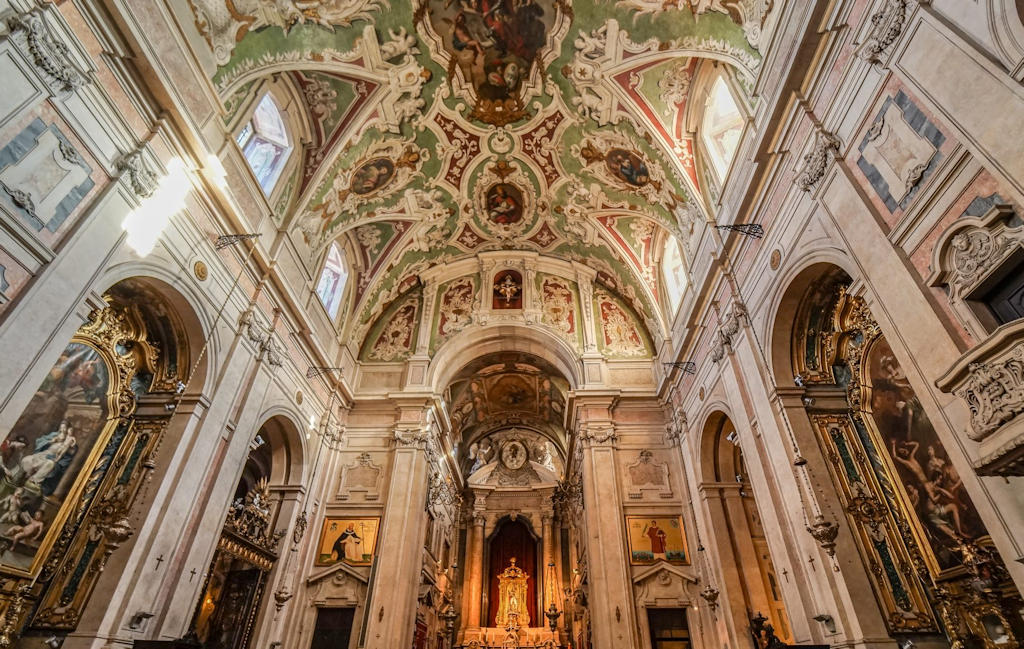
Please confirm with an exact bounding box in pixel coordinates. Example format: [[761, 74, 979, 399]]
[[188, 0, 769, 351]]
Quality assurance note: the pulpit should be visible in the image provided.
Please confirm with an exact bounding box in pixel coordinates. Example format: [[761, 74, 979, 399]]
[[495, 558, 530, 627]]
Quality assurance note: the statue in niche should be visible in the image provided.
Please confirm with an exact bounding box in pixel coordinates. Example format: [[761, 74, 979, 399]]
[[495, 557, 530, 627]]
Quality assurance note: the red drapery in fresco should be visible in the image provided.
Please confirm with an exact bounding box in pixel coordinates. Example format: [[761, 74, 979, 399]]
[[487, 519, 538, 626]]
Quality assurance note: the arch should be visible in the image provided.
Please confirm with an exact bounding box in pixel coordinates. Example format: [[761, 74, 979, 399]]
[[765, 259, 855, 385], [98, 266, 215, 395], [427, 323, 584, 393], [696, 409, 793, 643], [250, 407, 308, 488]]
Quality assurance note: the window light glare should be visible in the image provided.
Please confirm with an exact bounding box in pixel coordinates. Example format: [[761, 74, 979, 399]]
[[205, 153, 228, 190], [122, 157, 189, 257]]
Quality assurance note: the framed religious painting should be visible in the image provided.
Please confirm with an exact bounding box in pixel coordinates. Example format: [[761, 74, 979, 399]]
[[625, 515, 689, 565], [315, 516, 381, 566], [0, 336, 134, 577]]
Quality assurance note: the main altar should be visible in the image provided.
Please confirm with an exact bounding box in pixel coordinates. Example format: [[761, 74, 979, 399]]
[[455, 433, 567, 649]]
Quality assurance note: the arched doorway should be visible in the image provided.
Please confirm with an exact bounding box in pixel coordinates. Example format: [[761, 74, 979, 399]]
[[189, 415, 301, 649], [787, 266, 1024, 647], [700, 411, 791, 643]]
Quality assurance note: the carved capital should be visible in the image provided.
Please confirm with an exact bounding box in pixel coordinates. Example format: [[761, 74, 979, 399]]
[[578, 425, 617, 447], [393, 427, 431, 449]]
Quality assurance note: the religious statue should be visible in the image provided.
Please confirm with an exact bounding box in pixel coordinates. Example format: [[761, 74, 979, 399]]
[[495, 557, 530, 627]]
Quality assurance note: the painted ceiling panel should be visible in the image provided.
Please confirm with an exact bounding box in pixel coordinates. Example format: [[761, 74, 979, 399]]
[[188, 0, 771, 351]]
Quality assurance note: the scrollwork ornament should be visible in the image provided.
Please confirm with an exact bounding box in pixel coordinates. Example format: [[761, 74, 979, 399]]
[[955, 347, 1024, 441], [7, 8, 88, 93], [796, 130, 841, 192], [293, 511, 308, 545], [861, 0, 908, 64]]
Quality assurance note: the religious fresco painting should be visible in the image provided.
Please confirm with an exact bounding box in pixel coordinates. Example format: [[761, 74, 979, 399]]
[[865, 337, 985, 572], [605, 148, 650, 187], [350, 157, 396, 195], [540, 276, 576, 340], [595, 290, 647, 357], [426, 0, 559, 125], [626, 515, 688, 565], [365, 296, 419, 361], [315, 516, 381, 566], [485, 183, 524, 224], [0, 342, 111, 573]]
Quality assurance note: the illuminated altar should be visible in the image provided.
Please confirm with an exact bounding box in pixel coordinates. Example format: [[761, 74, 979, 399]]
[[495, 558, 530, 627]]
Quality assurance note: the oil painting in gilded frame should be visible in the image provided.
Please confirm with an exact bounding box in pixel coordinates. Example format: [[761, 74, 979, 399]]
[[315, 517, 381, 566], [0, 340, 123, 576], [861, 337, 986, 575], [625, 515, 688, 565]]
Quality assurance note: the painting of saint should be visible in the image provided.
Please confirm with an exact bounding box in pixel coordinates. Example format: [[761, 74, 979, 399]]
[[866, 338, 985, 572], [315, 517, 380, 566], [485, 183, 524, 224], [429, 0, 556, 124], [0, 342, 112, 572], [605, 148, 650, 187], [626, 515, 688, 565], [350, 158, 395, 195]]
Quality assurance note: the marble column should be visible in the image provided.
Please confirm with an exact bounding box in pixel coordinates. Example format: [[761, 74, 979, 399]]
[[541, 511, 555, 613], [576, 405, 640, 649], [363, 421, 432, 649], [465, 511, 486, 628]]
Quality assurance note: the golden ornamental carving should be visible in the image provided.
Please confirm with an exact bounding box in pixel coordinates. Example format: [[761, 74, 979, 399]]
[[495, 557, 530, 627], [224, 477, 284, 554]]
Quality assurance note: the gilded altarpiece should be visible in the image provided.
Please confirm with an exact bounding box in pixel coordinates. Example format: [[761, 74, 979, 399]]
[[0, 302, 176, 642], [797, 281, 1024, 647]]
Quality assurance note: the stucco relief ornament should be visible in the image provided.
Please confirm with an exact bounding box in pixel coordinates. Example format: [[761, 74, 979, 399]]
[[541, 277, 577, 340], [301, 139, 428, 248], [860, 0, 908, 63], [949, 229, 1012, 292], [796, 130, 841, 192], [572, 130, 684, 212], [8, 8, 89, 93], [610, 0, 772, 50], [955, 348, 1024, 441], [469, 161, 538, 242], [438, 277, 475, 338], [188, 0, 388, 64], [369, 297, 418, 361], [566, 20, 759, 126]]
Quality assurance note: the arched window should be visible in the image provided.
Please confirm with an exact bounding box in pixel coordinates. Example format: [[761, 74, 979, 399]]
[[662, 237, 687, 315], [315, 242, 348, 319], [236, 93, 291, 194], [701, 76, 744, 180]]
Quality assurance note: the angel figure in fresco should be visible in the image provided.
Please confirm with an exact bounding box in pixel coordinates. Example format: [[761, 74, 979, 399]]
[[0, 488, 25, 525], [2, 510, 44, 553], [643, 520, 668, 557], [0, 435, 27, 476], [332, 523, 363, 563], [20, 421, 78, 490]]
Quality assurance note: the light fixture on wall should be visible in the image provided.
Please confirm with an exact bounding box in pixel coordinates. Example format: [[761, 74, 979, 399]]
[[122, 157, 188, 257]]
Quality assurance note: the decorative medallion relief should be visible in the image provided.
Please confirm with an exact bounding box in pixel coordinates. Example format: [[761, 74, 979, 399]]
[[625, 449, 673, 500], [338, 452, 383, 501], [857, 91, 945, 212], [0, 119, 94, 236]]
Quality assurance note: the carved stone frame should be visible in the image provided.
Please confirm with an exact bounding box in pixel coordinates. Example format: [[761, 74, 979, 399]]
[[928, 204, 1024, 339]]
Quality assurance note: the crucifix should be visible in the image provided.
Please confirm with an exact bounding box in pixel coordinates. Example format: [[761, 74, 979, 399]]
[[807, 555, 816, 572], [781, 567, 789, 583], [189, 568, 198, 582], [155, 554, 165, 570]]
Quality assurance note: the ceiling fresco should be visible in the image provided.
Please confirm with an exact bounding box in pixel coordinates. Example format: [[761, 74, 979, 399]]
[[187, 0, 769, 355]]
